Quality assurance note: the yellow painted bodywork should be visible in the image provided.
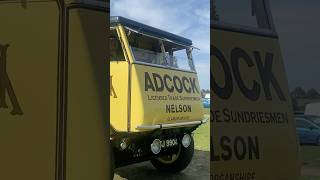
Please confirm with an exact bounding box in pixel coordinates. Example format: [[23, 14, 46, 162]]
[[130, 64, 204, 131], [0, 2, 110, 179], [110, 24, 204, 132], [211, 28, 300, 179], [110, 61, 129, 131]]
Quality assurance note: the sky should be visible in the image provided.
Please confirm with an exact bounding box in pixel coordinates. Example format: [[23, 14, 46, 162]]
[[111, 0, 210, 90]]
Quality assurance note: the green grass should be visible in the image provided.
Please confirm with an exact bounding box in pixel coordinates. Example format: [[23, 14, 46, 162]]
[[300, 146, 320, 179], [193, 108, 210, 151], [300, 176, 320, 180], [300, 146, 320, 167]]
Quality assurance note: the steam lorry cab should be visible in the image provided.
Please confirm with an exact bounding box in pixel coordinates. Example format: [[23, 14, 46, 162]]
[[110, 16, 207, 172]]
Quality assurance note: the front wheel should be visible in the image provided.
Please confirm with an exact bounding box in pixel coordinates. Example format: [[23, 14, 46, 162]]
[[150, 136, 194, 173], [110, 149, 115, 180]]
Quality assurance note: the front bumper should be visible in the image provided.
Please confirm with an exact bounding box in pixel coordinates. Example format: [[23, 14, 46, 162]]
[[136, 117, 209, 130]]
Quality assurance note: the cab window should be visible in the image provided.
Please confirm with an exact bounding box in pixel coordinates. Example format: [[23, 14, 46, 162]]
[[125, 28, 195, 71]]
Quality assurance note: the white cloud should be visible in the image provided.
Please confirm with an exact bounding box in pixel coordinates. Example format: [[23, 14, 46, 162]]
[[187, 28, 210, 54], [195, 62, 210, 90], [111, 0, 192, 35], [193, 6, 210, 26], [194, 8, 210, 20], [111, 0, 210, 89]]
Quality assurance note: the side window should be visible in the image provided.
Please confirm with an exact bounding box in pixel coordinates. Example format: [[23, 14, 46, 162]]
[[109, 28, 125, 61], [127, 29, 194, 71], [173, 48, 195, 71]]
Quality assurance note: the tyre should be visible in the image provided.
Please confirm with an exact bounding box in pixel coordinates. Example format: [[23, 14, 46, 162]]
[[150, 136, 194, 173], [110, 149, 115, 180]]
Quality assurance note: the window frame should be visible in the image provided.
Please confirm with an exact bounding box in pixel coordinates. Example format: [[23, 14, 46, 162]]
[[211, 0, 278, 38], [124, 27, 197, 73], [109, 28, 126, 61]]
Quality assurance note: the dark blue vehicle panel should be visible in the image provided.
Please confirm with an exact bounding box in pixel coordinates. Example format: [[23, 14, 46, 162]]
[[296, 117, 320, 145]]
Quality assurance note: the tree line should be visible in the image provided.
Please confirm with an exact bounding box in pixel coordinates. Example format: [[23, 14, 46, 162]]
[[291, 87, 320, 99]]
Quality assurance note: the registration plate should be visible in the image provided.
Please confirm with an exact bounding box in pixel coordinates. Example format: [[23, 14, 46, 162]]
[[161, 138, 178, 148]]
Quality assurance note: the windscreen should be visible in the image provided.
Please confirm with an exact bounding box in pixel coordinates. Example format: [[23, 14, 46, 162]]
[[126, 29, 195, 71]]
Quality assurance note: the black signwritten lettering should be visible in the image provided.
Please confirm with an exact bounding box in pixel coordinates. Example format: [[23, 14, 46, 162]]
[[144, 72, 200, 94], [147, 95, 167, 100], [152, 73, 164, 91], [0, 44, 23, 115], [214, 172, 256, 180], [211, 136, 260, 161], [163, 74, 174, 92], [167, 115, 190, 121], [211, 45, 286, 101], [211, 45, 233, 99], [248, 136, 260, 160], [211, 136, 221, 161], [182, 77, 191, 93], [145, 72, 155, 91], [212, 108, 289, 125], [173, 76, 183, 93], [231, 48, 260, 101], [221, 136, 232, 161], [254, 51, 286, 101], [166, 104, 191, 113], [212, 110, 222, 123], [189, 77, 200, 94], [110, 76, 118, 98], [234, 136, 247, 160]]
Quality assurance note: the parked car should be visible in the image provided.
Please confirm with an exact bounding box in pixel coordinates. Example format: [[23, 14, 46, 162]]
[[305, 102, 320, 116], [295, 117, 320, 145], [202, 98, 210, 108], [297, 114, 320, 126]]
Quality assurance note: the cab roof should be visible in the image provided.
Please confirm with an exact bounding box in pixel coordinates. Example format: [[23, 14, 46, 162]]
[[110, 16, 192, 47]]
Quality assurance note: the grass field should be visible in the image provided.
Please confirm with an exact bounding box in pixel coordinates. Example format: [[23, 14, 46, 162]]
[[300, 146, 320, 179], [300, 175, 320, 180], [300, 146, 320, 167], [193, 108, 210, 151]]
